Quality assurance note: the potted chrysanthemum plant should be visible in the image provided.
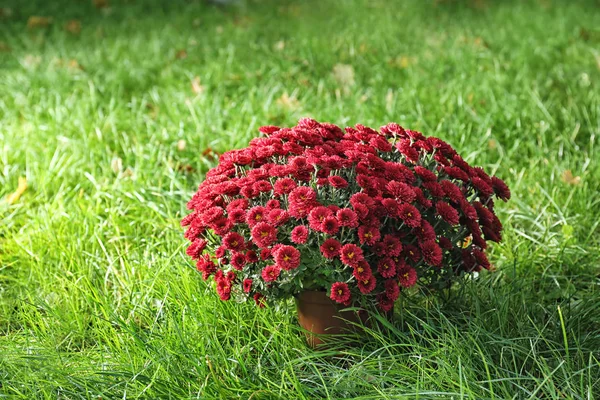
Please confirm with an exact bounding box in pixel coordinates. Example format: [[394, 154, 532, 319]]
[[182, 118, 510, 346]]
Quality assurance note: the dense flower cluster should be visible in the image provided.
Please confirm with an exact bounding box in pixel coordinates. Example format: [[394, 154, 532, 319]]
[[182, 119, 510, 311]]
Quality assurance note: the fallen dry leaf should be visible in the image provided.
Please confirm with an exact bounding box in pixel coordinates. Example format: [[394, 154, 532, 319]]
[[177, 140, 186, 151], [22, 55, 42, 69], [6, 177, 27, 205], [93, 0, 109, 9], [191, 76, 204, 94], [332, 64, 355, 87], [146, 103, 159, 119], [274, 40, 285, 51], [202, 147, 220, 160], [0, 7, 13, 18], [177, 164, 196, 174], [111, 157, 123, 174], [27, 16, 53, 29], [65, 19, 81, 35], [68, 59, 83, 71], [389, 55, 416, 69], [175, 49, 188, 60], [385, 90, 394, 112], [561, 170, 581, 185], [276, 92, 300, 110]]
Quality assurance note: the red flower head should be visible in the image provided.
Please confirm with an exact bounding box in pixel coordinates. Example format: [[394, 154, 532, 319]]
[[222, 232, 245, 252], [288, 186, 317, 206], [321, 216, 340, 235], [230, 252, 246, 271], [357, 275, 377, 294], [397, 266, 418, 288], [320, 238, 342, 259], [291, 225, 309, 244], [402, 244, 421, 263], [261, 264, 281, 282], [251, 222, 277, 248], [253, 293, 266, 308], [246, 206, 266, 227], [386, 181, 416, 203], [243, 278, 253, 293], [267, 208, 290, 226], [382, 234, 402, 257], [336, 208, 359, 228], [274, 245, 301, 271], [274, 178, 297, 196], [329, 175, 349, 189], [358, 225, 381, 246], [491, 176, 511, 201], [266, 199, 281, 210], [216, 278, 231, 301], [398, 203, 421, 228], [377, 294, 394, 312], [436, 201, 459, 225], [246, 250, 259, 263], [384, 279, 400, 301], [308, 206, 332, 231], [340, 244, 364, 267], [352, 260, 372, 281], [420, 240, 443, 267], [330, 282, 351, 304], [377, 257, 397, 278], [186, 238, 207, 260]]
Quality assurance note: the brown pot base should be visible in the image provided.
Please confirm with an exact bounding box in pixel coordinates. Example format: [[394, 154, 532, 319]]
[[295, 291, 369, 347]]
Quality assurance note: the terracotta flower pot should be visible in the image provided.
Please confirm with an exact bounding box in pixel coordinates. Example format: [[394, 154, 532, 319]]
[[295, 291, 368, 347]]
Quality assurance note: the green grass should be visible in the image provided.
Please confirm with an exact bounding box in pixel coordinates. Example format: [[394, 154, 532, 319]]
[[1, 0, 599, 398]]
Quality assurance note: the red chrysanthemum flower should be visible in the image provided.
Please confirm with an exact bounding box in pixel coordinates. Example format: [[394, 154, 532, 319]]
[[414, 166, 437, 182], [251, 222, 277, 248], [186, 238, 207, 260], [398, 203, 421, 228], [253, 293, 266, 308], [215, 278, 231, 300], [222, 232, 245, 252], [397, 266, 417, 288], [336, 208, 359, 228], [243, 278, 253, 293], [230, 252, 246, 271], [246, 206, 266, 227], [386, 181, 416, 203], [415, 220, 436, 241], [320, 238, 342, 259], [291, 225, 309, 244], [340, 244, 364, 267], [357, 275, 377, 294], [330, 282, 351, 304], [382, 234, 403, 257], [377, 257, 397, 278], [267, 208, 290, 226], [261, 264, 281, 282], [352, 260, 372, 281], [328, 175, 349, 189], [420, 240, 443, 267], [321, 216, 340, 235], [288, 186, 317, 206], [402, 244, 421, 263], [308, 206, 332, 231], [274, 245, 301, 271], [273, 177, 297, 196], [377, 294, 394, 312], [491, 176, 511, 201], [358, 225, 381, 246], [384, 279, 400, 301], [246, 250, 259, 263]]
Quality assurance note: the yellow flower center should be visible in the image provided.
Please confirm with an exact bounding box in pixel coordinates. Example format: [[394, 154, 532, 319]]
[[260, 231, 269, 238], [347, 252, 354, 259], [338, 289, 343, 295], [283, 255, 290, 261], [357, 267, 364, 273]]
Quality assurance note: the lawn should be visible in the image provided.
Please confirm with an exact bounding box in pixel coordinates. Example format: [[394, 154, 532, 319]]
[[1, 0, 599, 398]]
